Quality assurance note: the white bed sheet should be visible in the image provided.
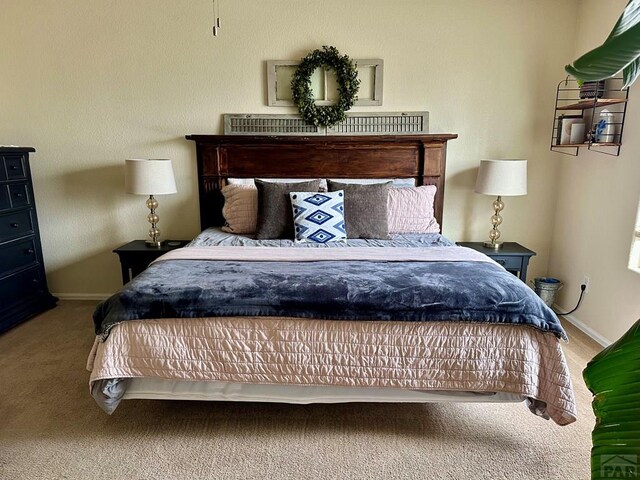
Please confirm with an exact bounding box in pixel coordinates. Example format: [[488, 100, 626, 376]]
[[187, 227, 454, 248], [123, 378, 525, 405]]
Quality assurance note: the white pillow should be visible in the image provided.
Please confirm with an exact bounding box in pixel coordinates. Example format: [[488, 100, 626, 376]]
[[227, 178, 328, 191], [327, 178, 416, 187], [227, 178, 416, 190]]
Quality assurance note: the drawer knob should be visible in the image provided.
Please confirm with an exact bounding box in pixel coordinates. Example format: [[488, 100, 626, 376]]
[[32, 278, 39, 284], [10, 165, 18, 170], [26, 248, 34, 254], [15, 192, 23, 197], [496, 259, 506, 266], [11, 223, 19, 228]]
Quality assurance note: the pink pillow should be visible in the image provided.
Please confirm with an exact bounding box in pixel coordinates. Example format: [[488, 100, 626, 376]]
[[221, 185, 258, 234], [387, 186, 440, 234]]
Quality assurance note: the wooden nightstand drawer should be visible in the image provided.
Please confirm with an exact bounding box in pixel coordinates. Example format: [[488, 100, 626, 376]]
[[2, 155, 27, 180], [0, 210, 34, 242], [489, 255, 522, 270], [0, 237, 38, 276], [456, 242, 536, 282]]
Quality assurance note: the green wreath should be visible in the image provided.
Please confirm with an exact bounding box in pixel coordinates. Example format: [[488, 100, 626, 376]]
[[291, 46, 360, 127]]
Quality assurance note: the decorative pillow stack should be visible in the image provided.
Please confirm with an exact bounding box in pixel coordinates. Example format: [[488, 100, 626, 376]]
[[289, 191, 347, 243], [219, 178, 440, 239]]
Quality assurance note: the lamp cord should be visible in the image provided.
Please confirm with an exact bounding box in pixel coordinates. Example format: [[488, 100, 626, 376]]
[[553, 284, 586, 316]]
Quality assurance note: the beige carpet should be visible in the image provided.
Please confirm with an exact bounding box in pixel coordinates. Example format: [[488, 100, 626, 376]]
[[0, 301, 601, 480]]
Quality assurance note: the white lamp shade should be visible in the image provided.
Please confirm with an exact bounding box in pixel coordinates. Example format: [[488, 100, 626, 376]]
[[125, 159, 177, 195], [474, 159, 527, 196]]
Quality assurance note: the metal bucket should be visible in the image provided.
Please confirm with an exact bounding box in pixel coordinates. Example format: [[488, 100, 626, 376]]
[[532, 277, 563, 307]]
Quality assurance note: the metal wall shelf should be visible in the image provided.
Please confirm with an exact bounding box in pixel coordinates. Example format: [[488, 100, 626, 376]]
[[550, 77, 629, 157]]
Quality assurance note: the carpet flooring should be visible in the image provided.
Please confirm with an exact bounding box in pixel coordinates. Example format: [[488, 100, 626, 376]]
[[0, 301, 601, 480]]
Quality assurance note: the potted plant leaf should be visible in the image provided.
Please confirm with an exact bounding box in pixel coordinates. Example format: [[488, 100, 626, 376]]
[[565, 0, 640, 87]]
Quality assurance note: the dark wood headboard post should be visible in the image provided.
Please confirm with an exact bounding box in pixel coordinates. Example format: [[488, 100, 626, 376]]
[[422, 140, 448, 226], [193, 142, 225, 228], [186, 134, 457, 231]]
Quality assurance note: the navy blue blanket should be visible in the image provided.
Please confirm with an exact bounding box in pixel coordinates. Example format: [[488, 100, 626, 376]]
[[94, 257, 566, 341]]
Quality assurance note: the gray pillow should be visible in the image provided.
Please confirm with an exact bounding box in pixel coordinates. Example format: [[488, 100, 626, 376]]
[[327, 180, 391, 239], [255, 179, 322, 239]]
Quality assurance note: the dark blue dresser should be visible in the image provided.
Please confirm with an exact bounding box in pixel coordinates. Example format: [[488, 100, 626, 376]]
[[0, 147, 56, 333]]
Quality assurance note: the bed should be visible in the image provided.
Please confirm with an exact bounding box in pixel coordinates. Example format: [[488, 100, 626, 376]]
[[87, 134, 576, 426]]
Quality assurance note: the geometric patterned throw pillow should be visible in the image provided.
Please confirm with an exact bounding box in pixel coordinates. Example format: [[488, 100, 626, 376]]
[[289, 191, 347, 243]]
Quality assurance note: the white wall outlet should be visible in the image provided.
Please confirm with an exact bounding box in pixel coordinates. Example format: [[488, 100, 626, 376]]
[[582, 276, 590, 294]]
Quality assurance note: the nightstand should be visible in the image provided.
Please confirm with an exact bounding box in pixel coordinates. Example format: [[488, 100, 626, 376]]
[[113, 240, 190, 284], [456, 242, 536, 282]]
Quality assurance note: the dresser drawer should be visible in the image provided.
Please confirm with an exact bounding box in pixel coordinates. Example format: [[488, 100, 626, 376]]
[[490, 255, 523, 270], [0, 266, 44, 311], [2, 155, 27, 180], [8, 183, 31, 208], [0, 210, 34, 242], [0, 237, 38, 276], [0, 185, 10, 211]]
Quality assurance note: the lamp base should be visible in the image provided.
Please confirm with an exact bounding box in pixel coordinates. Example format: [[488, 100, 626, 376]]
[[484, 241, 503, 249], [145, 195, 163, 248]]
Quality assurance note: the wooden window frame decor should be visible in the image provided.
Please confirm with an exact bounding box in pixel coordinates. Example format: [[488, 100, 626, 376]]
[[267, 59, 383, 107]]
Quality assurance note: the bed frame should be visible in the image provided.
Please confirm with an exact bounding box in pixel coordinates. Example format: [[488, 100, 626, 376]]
[[90, 133, 577, 422], [185, 134, 457, 231]]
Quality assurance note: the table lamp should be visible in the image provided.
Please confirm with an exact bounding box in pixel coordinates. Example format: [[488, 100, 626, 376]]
[[125, 159, 177, 247], [474, 159, 527, 249]]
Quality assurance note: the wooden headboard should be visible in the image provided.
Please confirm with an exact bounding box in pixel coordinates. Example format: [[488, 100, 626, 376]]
[[185, 134, 457, 231]]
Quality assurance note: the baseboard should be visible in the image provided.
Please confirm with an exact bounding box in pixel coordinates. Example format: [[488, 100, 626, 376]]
[[553, 304, 612, 347], [52, 293, 112, 301]]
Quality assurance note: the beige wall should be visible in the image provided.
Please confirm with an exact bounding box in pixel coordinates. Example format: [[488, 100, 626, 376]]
[[1, 0, 578, 296], [549, 0, 640, 345]]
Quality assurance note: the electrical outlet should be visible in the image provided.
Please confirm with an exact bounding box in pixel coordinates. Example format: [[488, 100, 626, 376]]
[[582, 276, 590, 294]]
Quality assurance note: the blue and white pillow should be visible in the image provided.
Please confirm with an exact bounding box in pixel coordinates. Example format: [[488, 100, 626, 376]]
[[289, 191, 347, 243]]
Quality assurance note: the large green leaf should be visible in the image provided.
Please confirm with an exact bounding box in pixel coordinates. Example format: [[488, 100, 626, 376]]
[[623, 57, 640, 87], [565, 0, 640, 85]]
